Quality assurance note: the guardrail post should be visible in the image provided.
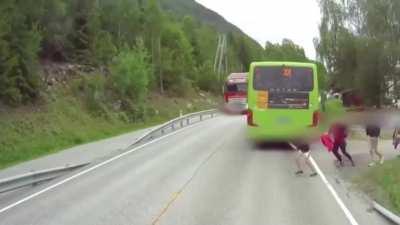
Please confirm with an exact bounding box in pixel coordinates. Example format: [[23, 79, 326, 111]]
[[180, 119, 184, 128], [161, 129, 164, 135], [172, 123, 175, 130], [200, 115, 203, 121], [187, 118, 190, 125]]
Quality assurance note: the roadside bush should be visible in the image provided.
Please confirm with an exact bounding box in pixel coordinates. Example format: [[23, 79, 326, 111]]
[[195, 61, 220, 94], [110, 42, 152, 102], [120, 99, 148, 123], [78, 74, 108, 116], [168, 76, 193, 97]]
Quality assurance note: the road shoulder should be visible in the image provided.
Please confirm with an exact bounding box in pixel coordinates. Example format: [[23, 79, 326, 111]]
[[312, 139, 397, 225], [0, 127, 153, 180]]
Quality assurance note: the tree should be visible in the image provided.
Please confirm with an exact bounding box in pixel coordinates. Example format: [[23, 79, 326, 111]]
[[38, 0, 69, 61], [93, 31, 117, 66], [67, 0, 99, 64], [98, 0, 141, 47], [144, 0, 165, 93], [0, 0, 41, 105], [193, 25, 217, 66], [110, 41, 152, 102], [316, 0, 400, 107], [264, 39, 307, 62], [238, 37, 251, 71], [0, 0, 268, 105], [160, 22, 195, 95], [196, 60, 219, 93]]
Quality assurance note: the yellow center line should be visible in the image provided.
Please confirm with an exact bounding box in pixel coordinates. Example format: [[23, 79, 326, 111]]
[[151, 191, 182, 225], [149, 135, 228, 225]]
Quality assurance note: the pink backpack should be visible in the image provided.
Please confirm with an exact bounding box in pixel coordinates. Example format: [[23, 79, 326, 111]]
[[321, 133, 334, 152]]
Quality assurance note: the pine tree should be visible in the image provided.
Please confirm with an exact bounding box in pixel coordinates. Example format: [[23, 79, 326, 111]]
[[67, 0, 99, 64], [0, 0, 41, 105]]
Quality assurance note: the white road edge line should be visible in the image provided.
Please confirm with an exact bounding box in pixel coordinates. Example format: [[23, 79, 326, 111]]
[[0, 119, 210, 215], [309, 156, 360, 225]]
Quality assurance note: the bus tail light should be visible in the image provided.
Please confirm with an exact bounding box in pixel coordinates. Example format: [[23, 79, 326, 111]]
[[311, 111, 320, 127], [224, 93, 229, 103], [247, 109, 258, 127]]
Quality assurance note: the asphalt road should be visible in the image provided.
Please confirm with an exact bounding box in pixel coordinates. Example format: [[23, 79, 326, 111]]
[[0, 115, 393, 225]]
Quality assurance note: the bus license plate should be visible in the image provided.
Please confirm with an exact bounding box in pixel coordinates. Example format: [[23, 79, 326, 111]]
[[277, 117, 291, 125]]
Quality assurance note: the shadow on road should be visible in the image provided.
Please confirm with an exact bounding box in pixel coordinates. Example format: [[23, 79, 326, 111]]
[[251, 141, 293, 151]]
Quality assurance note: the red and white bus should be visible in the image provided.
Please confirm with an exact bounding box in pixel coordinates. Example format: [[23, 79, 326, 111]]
[[224, 73, 248, 114]]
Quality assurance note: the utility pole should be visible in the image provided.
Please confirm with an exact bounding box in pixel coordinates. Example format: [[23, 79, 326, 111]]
[[214, 34, 228, 83], [217, 35, 225, 82], [214, 35, 222, 72]]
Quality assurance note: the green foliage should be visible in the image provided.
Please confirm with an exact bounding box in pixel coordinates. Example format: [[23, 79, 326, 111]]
[[228, 32, 264, 71], [98, 0, 141, 47], [93, 31, 117, 66], [67, 0, 100, 64], [0, 90, 220, 169], [315, 61, 328, 91], [195, 61, 220, 93], [0, 1, 42, 105], [79, 74, 108, 116], [161, 22, 195, 95], [38, 0, 69, 61], [264, 39, 307, 62], [145, 0, 164, 39], [0, 0, 267, 105], [317, 0, 400, 107], [192, 25, 217, 65], [111, 42, 152, 101], [356, 158, 400, 214]]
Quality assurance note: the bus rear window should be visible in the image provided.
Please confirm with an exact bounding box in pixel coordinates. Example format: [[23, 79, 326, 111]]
[[226, 83, 247, 92], [253, 67, 313, 92]]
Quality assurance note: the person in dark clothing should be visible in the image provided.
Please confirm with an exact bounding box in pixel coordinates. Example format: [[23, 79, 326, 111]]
[[392, 128, 400, 149], [329, 123, 355, 167], [366, 125, 381, 137], [366, 124, 383, 166]]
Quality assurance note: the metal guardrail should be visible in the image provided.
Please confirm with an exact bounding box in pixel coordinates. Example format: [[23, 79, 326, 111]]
[[0, 109, 219, 194], [373, 201, 400, 224], [0, 163, 89, 194], [128, 109, 219, 148]]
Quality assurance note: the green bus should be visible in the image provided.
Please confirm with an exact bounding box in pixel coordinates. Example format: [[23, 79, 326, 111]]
[[247, 62, 321, 141]]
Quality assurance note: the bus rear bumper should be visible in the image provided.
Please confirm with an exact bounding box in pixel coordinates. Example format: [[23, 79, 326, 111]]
[[247, 125, 320, 142]]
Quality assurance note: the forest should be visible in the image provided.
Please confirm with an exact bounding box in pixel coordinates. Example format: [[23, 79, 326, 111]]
[[316, 0, 400, 107], [0, 0, 268, 106]]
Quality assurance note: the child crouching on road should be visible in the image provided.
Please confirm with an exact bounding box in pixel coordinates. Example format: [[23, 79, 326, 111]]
[[289, 142, 318, 177]]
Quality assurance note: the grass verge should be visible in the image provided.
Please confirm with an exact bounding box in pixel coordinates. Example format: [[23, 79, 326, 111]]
[[0, 91, 219, 170], [354, 158, 400, 215]]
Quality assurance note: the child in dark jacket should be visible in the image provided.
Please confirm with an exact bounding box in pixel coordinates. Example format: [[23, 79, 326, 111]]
[[330, 123, 355, 167]]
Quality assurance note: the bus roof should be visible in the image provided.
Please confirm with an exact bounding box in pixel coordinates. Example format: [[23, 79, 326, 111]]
[[250, 61, 316, 68]]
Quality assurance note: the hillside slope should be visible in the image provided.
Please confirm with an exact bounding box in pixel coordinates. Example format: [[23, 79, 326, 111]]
[[160, 0, 261, 47]]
